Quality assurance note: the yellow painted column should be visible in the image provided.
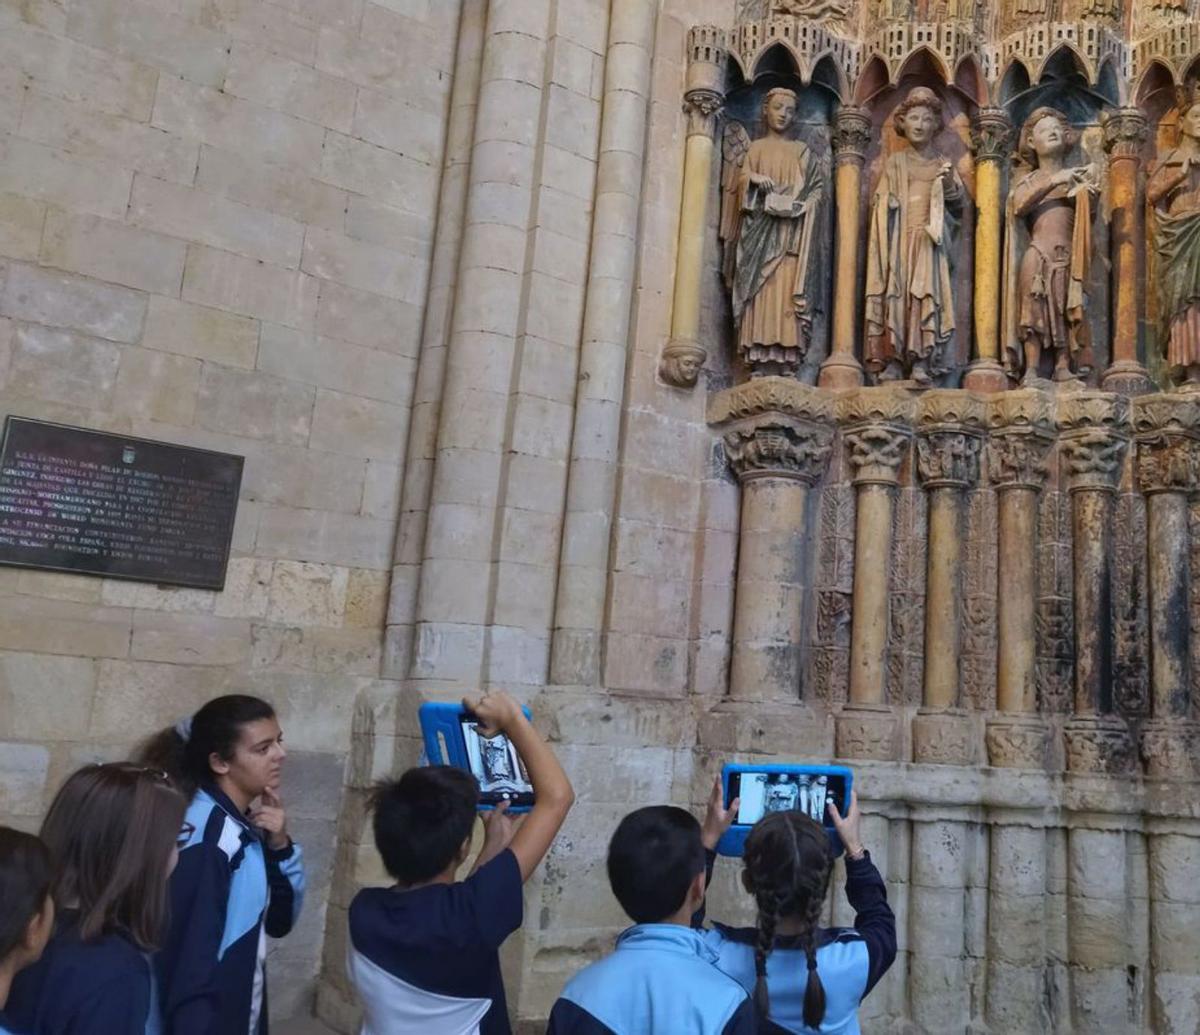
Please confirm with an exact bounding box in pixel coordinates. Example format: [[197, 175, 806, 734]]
[[660, 26, 725, 388], [964, 108, 1011, 393], [819, 105, 871, 390], [1102, 108, 1152, 395]]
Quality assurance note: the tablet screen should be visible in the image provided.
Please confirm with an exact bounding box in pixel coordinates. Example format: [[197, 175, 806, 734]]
[[728, 771, 845, 826], [458, 718, 534, 805]]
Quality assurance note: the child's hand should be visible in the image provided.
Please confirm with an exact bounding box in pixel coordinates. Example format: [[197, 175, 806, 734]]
[[471, 801, 519, 874], [464, 690, 523, 736], [700, 777, 738, 852], [827, 789, 865, 860]]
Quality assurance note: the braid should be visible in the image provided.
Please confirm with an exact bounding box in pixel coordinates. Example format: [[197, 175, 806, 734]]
[[752, 889, 782, 1015], [743, 809, 835, 1027]]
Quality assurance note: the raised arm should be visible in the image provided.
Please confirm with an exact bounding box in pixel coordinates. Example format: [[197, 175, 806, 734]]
[[465, 691, 574, 882], [1148, 154, 1190, 208]]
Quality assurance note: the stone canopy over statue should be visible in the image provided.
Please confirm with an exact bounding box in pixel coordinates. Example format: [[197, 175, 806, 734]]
[[720, 88, 827, 378]]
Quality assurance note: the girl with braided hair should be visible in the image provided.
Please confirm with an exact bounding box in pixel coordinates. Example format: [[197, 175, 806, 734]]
[[697, 785, 896, 1034]]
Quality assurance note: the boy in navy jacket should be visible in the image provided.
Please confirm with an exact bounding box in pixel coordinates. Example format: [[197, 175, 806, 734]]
[[547, 806, 755, 1035]]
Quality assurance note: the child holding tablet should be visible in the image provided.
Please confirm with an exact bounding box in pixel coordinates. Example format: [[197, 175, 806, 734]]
[[349, 690, 574, 1035], [0, 828, 54, 1035]]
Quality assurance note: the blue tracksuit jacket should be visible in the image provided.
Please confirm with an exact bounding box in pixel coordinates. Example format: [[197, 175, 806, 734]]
[[546, 925, 757, 1034], [157, 784, 305, 1035], [701, 852, 897, 1035], [5, 912, 159, 1035]]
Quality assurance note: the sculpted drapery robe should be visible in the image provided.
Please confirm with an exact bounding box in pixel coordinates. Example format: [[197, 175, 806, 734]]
[[722, 134, 824, 371], [864, 151, 963, 377], [1148, 148, 1200, 372]]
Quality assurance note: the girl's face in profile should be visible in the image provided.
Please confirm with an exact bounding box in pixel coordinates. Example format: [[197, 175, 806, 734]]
[[211, 717, 287, 800]]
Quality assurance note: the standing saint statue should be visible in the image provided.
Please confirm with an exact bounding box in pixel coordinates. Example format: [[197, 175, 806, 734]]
[[864, 86, 964, 385], [1148, 95, 1200, 387], [1003, 107, 1098, 384], [720, 88, 826, 377]]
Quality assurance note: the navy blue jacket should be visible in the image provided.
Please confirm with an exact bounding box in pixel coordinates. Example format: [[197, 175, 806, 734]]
[[5, 911, 158, 1035], [546, 925, 757, 1035], [158, 784, 304, 1035], [702, 852, 896, 1035]]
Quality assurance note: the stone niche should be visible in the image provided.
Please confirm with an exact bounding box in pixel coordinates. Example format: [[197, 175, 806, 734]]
[[670, 1, 1200, 1032]]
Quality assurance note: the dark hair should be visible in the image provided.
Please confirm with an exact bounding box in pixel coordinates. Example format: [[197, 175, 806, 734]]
[[893, 85, 945, 138], [0, 827, 52, 960], [1018, 106, 1079, 168], [741, 811, 834, 1028], [40, 764, 186, 951], [369, 767, 479, 885], [137, 694, 276, 797], [607, 806, 705, 924]]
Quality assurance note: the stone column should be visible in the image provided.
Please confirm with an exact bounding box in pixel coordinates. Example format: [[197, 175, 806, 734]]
[[1133, 395, 1200, 778], [964, 107, 1012, 394], [551, 0, 656, 684], [912, 391, 984, 764], [818, 105, 871, 391], [836, 389, 914, 759], [986, 390, 1055, 768], [1058, 393, 1135, 774], [1102, 108, 1153, 396], [711, 380, 834, 701], [659, 26, 724, 387]]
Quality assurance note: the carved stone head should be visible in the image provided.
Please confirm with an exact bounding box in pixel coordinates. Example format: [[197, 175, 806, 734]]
[[761, 87, 799, 135], [1178, 93, 1200, 143], [893, 86, 945, 145], [1018, 106, 1078, 167], [659, 341, 707, 388]]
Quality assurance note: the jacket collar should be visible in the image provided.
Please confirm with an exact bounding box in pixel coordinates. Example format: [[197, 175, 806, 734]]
[[615, 923, 720, 964], [197, 781, 254, 834]]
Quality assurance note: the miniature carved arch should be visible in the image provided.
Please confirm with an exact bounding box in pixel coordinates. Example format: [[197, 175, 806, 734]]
[[852, 53, 891, 104]]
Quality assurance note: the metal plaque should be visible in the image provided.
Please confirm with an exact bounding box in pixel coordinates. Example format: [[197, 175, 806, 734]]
[[0, 417, 244, 590]]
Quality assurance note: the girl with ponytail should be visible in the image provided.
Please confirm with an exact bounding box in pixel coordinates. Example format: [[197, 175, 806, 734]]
[[697, 786, 896, 1034], [136, 695, 305, 1035]]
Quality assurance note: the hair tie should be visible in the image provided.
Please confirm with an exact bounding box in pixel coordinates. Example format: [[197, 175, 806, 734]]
[[174, 716, 194, 744], [806, 951, 818, 972]]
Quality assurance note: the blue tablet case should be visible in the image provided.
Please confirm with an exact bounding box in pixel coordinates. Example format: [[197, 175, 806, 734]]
[[418, 700, 534, 812], [716, 763, 854, 857]]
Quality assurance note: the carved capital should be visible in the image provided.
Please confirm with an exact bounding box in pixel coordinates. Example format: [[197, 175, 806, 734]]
[[658, 340, 707, 389], [912, 709, 977, 766], [1057, 393, 1130, 494], [683, 89, 723, 138], [835, 706, 899, 762], [1140, 720, 1200, 781], [723, 419, 833, 484], [844, 424, 911, 486], [1102, 107, 1148, 160], [970, 107, 1014, 164], [986, 715, 1050, 770], [1136, 435, 1199, 495], [1064, 716, 1136, 775], [837, 386, 917, 426], [917, 430, 983, 489], [832, 105, 872, 166], [988, 431, 1053, 491], [1131, 393, 1200, 437], [988, 387, 1054, 431]]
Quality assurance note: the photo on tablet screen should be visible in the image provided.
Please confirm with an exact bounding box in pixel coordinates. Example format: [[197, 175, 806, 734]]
[[459, 719, 534, 803], [733, 771, 836, 826]]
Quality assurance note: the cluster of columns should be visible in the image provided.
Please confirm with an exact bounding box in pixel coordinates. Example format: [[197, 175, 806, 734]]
[[711, 379, 1200, 774], [663, 35, 1157, 395]]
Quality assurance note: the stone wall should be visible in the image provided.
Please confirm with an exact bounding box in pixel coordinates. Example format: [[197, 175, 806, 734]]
[[0, 0, 461, 1014]]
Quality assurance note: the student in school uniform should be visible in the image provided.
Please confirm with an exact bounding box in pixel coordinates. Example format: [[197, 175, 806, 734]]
[[0, 827, 55, 1035], [349, 690, 574, 1035], [138, 694, 304, 1035], [6, 764, 187, 1035]]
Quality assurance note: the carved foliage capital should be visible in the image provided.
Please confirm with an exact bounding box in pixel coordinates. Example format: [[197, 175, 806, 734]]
[[708, 377, 835, 426], [1103, 107, 1149, 159], [1136, 434, 1199, 495], [837, 386, 917, 427], [1060, 430, 1129, 492], [723, 418, 833, 484], [985, 717, 1049, 770], [832, 105, 872, 166], [971, 107, 1014, 164], [844, 423, 911, 486], [988, 431, 1053, 491], [683, 89, 723, 138], [917, 429, 983, 489]]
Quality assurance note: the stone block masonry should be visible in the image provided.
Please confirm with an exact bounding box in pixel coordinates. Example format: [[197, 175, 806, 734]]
[[0, 0, 463, 1017]]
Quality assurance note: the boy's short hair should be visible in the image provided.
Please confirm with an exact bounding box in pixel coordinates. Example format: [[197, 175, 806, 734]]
[[370, 767, 480, 885], [607, 806, 705, 924]]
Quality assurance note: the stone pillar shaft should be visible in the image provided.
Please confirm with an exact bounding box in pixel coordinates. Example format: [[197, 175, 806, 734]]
[[1102, 109, 1151, 394], [996, 485, 1039, 713], [1071, 489, 1115, 715], [1147, 491, 1190, 716], [923, 486, 961, 708], [849, 482, 893, 706], [670, 129, 715, 347], [820, 106, 870, 390], [966, 108, 1012, 393]]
